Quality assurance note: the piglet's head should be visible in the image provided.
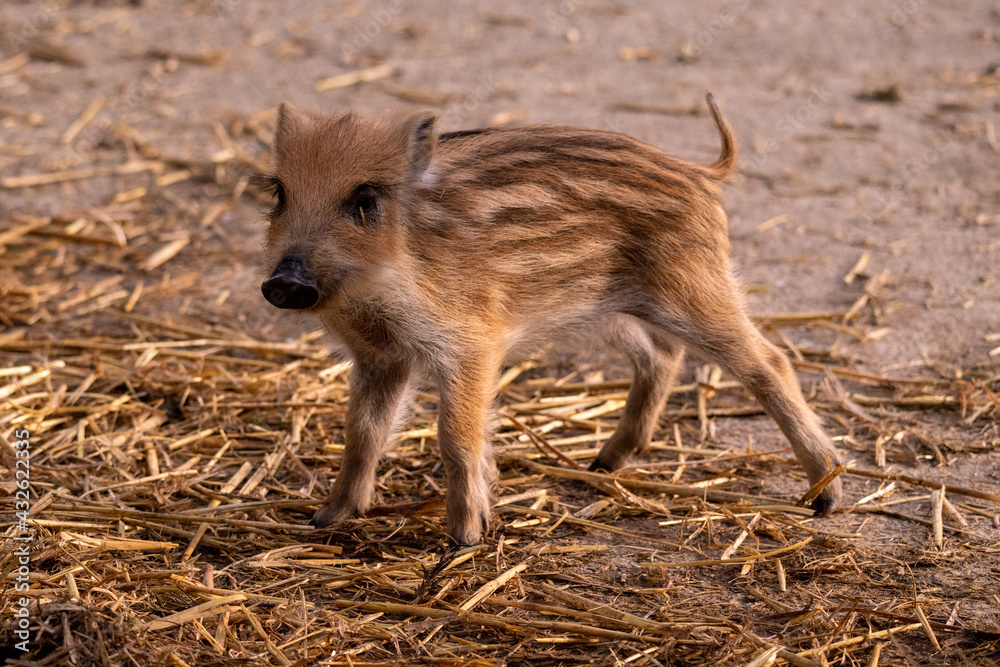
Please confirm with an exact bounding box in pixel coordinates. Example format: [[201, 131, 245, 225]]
[[257, 103, 436, 310]]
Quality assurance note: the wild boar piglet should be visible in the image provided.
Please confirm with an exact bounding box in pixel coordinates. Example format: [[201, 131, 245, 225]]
[[257, 94, 843, 546]]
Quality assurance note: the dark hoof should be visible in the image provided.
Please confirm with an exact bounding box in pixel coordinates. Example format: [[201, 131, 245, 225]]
[[811, 495, 839, 517], [448, 510, 490, 547], [588, 459, 613, 473], [449, 528, 484, 547], [310, 504, 351, 528]]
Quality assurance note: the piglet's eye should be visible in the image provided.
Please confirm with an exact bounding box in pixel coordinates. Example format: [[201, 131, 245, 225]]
[[348, 184, 381, 227], [272, 182, 287, 208], [356, 191, 377, 214], [250, 174, 287, 218]]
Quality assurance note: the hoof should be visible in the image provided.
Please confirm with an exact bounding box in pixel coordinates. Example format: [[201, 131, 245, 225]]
[[310, 503, 357, 528], [809, 472, 843, 517], [447, 509, 491, 547], [309, 511, 334, 528], [587, 458, 614, 473], [811, 495, 840, 517], [448, 526, 483, 547]]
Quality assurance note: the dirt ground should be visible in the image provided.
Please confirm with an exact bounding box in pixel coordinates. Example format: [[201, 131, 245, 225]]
[[1, 1, 999, 665]]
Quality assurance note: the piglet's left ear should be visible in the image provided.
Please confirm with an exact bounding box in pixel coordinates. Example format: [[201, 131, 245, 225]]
[[275, 103, 305, 151], [407, 111, 437, 177]]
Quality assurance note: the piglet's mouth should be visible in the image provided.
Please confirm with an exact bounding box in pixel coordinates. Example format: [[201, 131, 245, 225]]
[[262, 257, 320, 310]]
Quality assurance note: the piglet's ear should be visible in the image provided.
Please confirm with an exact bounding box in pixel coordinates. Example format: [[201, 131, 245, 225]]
[[275, 102, 305, 149], [407, 111, 437, 177]]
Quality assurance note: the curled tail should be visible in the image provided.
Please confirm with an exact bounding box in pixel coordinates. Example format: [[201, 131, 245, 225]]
[[704, 93, 737, 181]]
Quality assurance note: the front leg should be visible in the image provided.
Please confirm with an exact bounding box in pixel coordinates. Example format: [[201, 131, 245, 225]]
[[311, 358, 411, 527], [437, 355, 500, 546]]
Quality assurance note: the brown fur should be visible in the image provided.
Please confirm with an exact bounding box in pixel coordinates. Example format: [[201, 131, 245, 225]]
[[258, 95, 843, 546]]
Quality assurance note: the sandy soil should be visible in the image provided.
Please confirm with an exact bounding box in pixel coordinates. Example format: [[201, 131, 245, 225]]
[[3, 0, 998, 368]]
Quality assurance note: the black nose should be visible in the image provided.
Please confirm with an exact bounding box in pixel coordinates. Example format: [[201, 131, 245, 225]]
[[262, 257, 319, 310]]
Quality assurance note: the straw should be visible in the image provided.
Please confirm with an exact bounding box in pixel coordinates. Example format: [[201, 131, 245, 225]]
[[2, 80, 997, 666]]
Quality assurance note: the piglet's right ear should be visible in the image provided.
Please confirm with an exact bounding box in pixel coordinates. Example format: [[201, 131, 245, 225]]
[[275, 102, 305, 149], [407, 111, 437, 178]]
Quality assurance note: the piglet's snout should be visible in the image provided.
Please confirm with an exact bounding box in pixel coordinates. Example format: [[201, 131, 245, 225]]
[[262, 257, 320, 310]]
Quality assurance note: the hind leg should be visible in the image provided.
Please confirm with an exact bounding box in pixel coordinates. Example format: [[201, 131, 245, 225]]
[[636, 282, 843, 514], [590, 316, 684, 473], [704, 319, 842, 513]]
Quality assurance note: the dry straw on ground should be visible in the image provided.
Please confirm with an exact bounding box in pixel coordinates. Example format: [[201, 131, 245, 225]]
[[2, 83, 1000, 667]]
